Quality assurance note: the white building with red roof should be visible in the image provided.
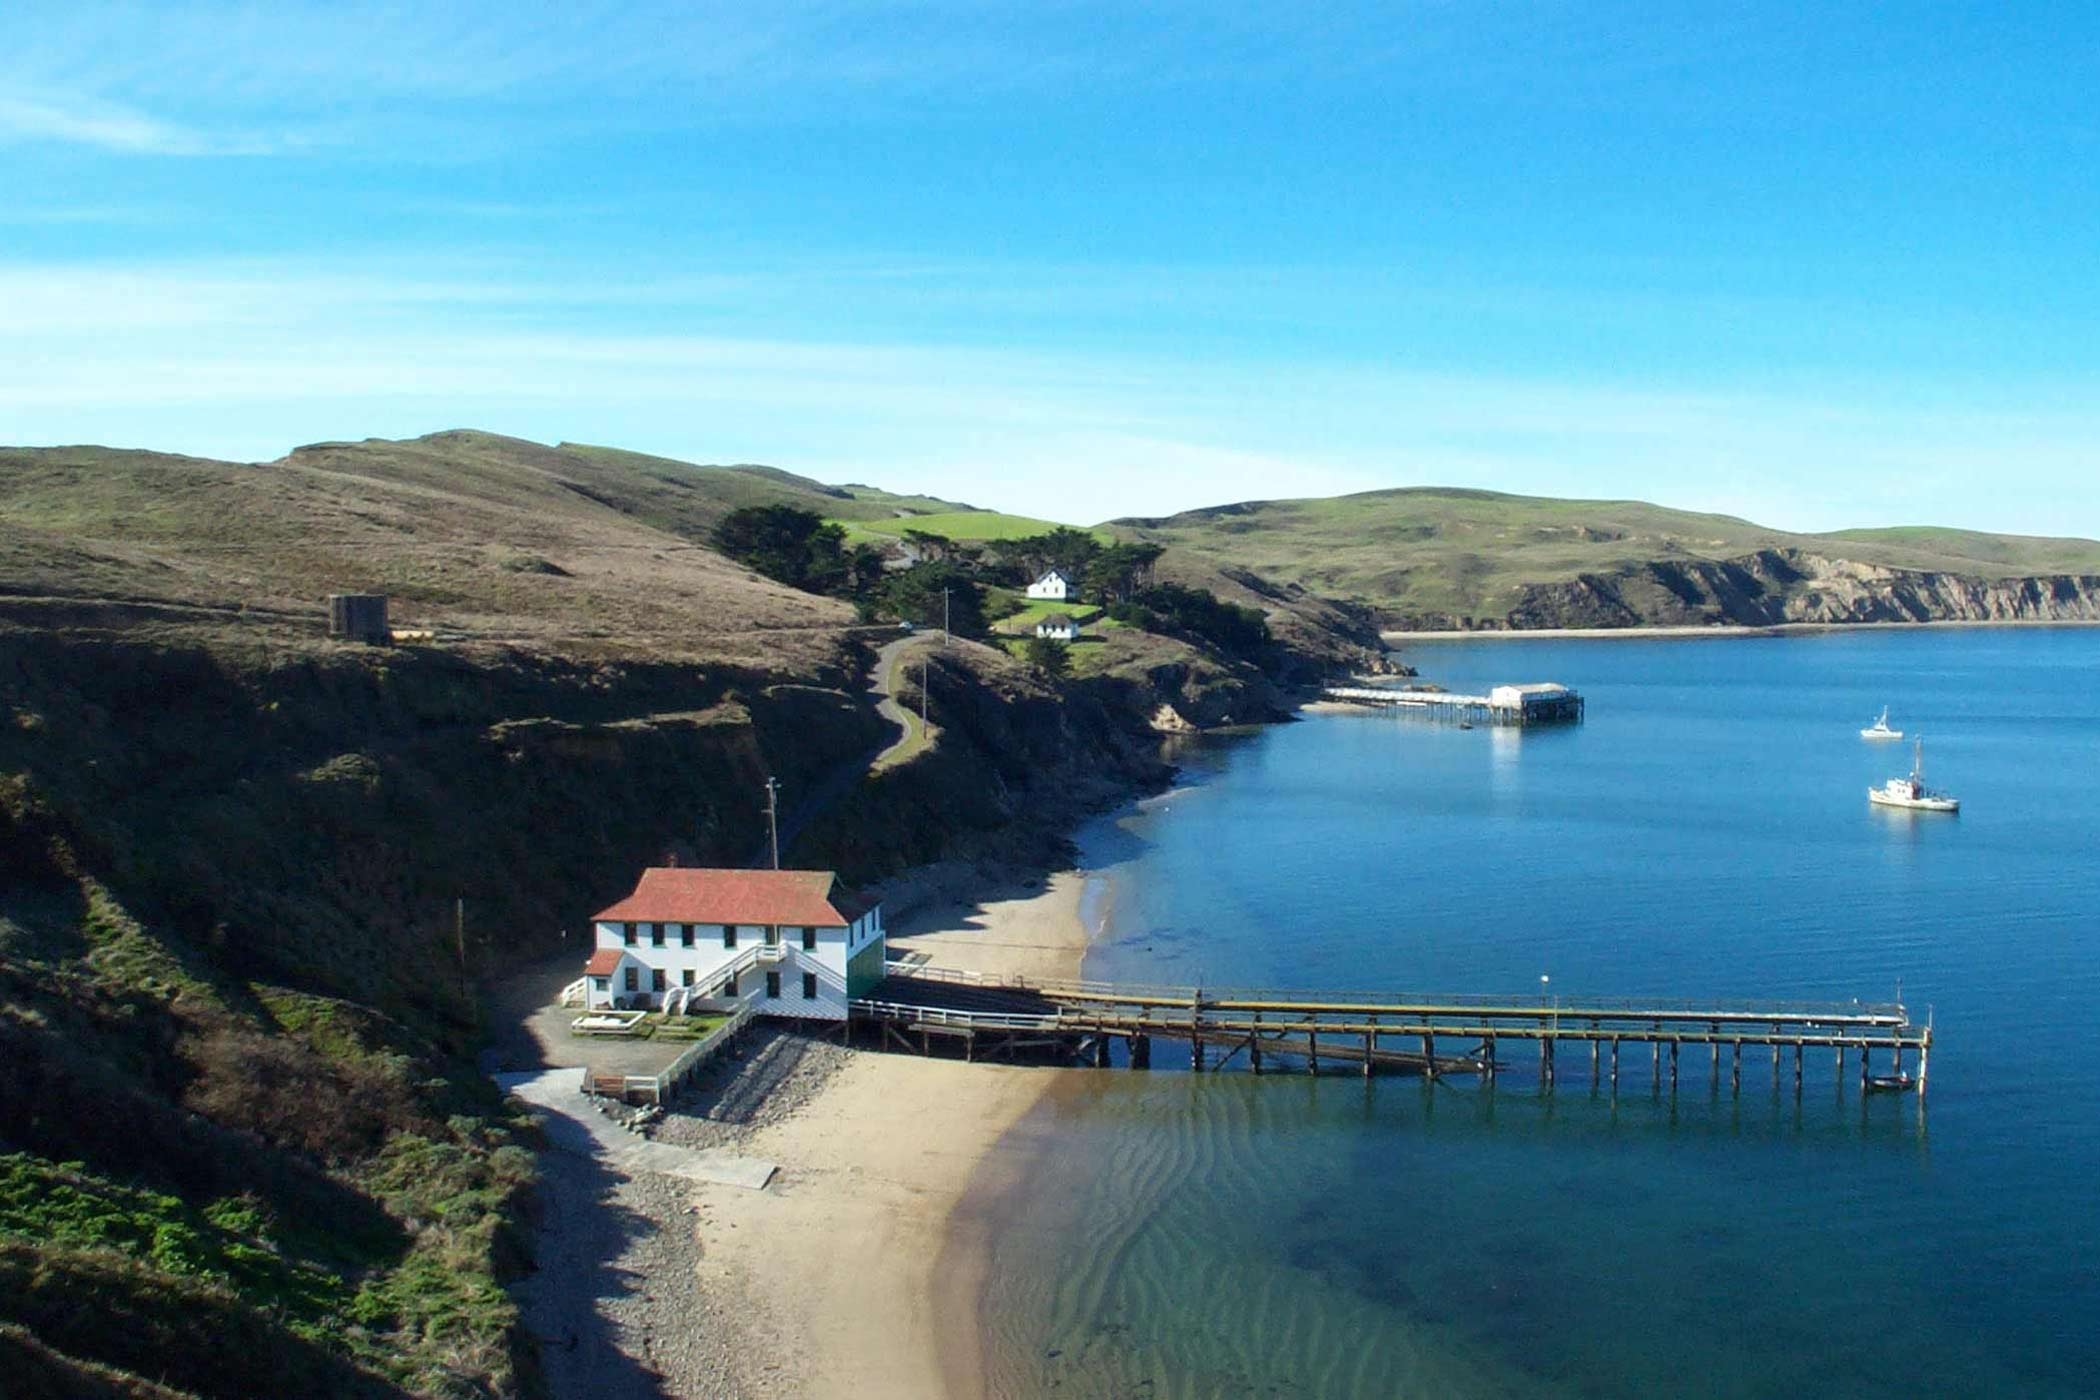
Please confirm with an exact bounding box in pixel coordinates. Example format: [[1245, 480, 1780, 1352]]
[[580, 867, 885, 1021]]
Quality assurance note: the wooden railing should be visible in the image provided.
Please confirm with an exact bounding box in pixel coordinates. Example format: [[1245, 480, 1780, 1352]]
[[879, 962, 1909, 1027], [621, 1001, 757, 1104]]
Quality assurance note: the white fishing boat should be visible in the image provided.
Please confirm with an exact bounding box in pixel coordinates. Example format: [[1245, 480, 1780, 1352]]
[[1869, 739, 1959, 813], [1860, 707, 1903, 741]]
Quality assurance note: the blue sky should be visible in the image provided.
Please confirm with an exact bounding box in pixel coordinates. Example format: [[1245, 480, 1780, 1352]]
[[3, 2, 2095, 533]]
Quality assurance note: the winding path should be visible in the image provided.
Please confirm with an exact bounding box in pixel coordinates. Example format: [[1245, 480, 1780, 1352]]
[[870, 632, 935, 770], [747, 631, 935, 866]]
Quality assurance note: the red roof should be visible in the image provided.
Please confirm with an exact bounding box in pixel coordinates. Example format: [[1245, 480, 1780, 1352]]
[[582, 948, 625, 976], [592, 868, 871, 927]]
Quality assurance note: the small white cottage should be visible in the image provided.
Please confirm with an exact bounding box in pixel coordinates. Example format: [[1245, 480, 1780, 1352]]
[[1025, 569, 1071, 601], [580, 867, 885, 1022], [1034, 614, 1080, 641]]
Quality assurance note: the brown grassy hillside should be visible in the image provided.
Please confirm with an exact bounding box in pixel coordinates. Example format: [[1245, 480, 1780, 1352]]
[[1116, 487, 2100, 629], [0, 431, 893, 669]]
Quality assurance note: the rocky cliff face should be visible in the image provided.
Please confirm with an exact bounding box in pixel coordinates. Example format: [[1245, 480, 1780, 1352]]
[[1489, 550, 2100, 630]]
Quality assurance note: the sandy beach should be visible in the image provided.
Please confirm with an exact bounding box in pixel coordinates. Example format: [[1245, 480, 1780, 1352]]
[[517, 864, 1098, 1399]]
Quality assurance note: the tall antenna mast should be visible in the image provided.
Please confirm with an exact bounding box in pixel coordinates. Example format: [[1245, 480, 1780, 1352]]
[[764, 776, 781, 870]]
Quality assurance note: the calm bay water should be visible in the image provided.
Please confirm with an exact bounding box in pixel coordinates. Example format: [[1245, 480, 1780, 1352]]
[[973, 627, 2100, 1399]]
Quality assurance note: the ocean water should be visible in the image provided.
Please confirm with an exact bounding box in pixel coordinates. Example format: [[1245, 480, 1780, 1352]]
[[972, 627, 2100, 1399]]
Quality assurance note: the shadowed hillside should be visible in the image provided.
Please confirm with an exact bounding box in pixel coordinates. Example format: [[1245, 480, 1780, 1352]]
[[0, 430, 1189, 1398]]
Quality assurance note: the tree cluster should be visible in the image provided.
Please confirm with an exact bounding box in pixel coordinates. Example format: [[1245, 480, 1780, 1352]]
[[982, 530, 1164, 605], [1108, 583, 1272, 662], [713, 505, 988, 634], [712, 506, 1265, 668], [711, 505, 883, 597]]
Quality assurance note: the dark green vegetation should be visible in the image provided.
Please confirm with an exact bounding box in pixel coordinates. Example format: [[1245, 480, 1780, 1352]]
[[1, 778, 539, 1398], [710, 502, 886, 597], [1104, 584, 1270, 665], [3, 430, 1341, 1397], [719, 505, 1160, 634], [1023, 635, 1072, 678], [1118, 488, 2100, 629], [709, 503, 1297, 695]]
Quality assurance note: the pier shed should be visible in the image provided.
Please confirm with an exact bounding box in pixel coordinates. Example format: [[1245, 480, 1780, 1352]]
[[1320, 680, 1585, 726], [1488, 683, 1584, 724]]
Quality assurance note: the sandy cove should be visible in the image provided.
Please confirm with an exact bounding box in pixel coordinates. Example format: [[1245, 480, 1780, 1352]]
[[665, 867, 1094, 1399]]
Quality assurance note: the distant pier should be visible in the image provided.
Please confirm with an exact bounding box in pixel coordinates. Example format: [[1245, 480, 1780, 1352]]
[[851, 966, 1931, 1098], [1322, 681, 1584, 726]]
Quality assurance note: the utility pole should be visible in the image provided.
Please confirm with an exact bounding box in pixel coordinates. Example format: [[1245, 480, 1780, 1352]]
[[455, 897, 467, 999], [942, 586, 951, 646], [764, 776, 781, 870]]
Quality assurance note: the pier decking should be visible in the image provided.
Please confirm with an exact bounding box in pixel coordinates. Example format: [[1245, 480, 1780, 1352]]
[[1323, 681, 1584, 726], [851, 966, 1932, 1096]]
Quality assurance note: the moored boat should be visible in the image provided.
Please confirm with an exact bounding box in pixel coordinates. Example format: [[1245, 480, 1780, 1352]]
[[1861, 706, 1903, 740], [1869, 738, 1959, 813]]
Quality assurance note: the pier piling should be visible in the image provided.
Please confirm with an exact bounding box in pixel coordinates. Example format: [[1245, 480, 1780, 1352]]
[[849, 971, 1932, 1101]]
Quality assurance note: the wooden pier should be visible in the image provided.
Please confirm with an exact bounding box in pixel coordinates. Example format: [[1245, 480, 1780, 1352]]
[[1323, 681, 1584, 726], [851, 966, 1932, 1097]]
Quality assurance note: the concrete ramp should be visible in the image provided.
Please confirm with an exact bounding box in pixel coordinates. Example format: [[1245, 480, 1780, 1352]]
[[493, 1068, 777, 1191]]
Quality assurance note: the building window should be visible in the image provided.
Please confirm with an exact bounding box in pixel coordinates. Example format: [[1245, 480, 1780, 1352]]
[[802, 926, 817, 951], [720, 975, 737, 998], [591, 977, 608, 992], [680, 924, 695, 947], [765, 971, 781, 999], [650, 923, 665, 947], [723, 925, 737, 949], [764, 924, 780, 947], [682, 969, 695, 987], [622, 922, 637, 947], [652, 968, 667, 992], [624, 967, 638, 991], [801, 972, 817, 1000]]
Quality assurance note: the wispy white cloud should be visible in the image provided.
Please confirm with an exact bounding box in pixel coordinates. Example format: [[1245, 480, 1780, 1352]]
[[0, 202, 168, 225], [3, 255, 2095, 536], [0, 2, 1721, 159], [0, 92, 291, 155]]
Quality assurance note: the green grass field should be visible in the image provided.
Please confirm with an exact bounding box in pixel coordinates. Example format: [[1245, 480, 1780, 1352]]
[[989, 600, 1107, 633], [832, 510, 1110, 544]]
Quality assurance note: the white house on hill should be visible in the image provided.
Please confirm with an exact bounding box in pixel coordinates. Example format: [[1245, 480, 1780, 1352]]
[[1025, 568, 1071, 601], [1034, 614, 1080, 641], [580, 867, 885, 1022]]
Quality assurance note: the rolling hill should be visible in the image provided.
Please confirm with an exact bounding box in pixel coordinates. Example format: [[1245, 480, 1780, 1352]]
[[1113, 488, 2100, 630], [0, 430, 984, 670]]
